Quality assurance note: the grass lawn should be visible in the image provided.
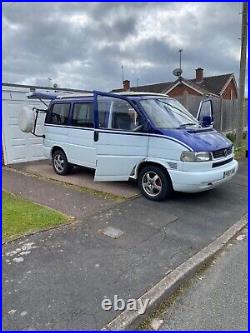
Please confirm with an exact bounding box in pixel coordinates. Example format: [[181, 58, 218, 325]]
[[2, 191, 70, 242]]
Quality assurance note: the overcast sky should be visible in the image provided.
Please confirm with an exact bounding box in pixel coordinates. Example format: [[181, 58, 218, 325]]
[[3, 2, 245, 91]]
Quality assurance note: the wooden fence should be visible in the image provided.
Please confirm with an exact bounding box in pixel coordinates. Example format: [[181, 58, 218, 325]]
[[175, 93, 248, 133]]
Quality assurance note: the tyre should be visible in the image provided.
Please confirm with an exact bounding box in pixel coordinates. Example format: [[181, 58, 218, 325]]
[[138, 165, 173, 201], [52, 149, 71, 175]]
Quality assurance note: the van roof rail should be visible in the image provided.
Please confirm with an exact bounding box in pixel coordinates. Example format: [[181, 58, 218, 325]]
[[55, 91, 169, 99], [56, 92, 94, 99]]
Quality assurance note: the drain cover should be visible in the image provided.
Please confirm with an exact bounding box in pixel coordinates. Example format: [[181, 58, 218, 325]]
[[101, 226, 124, 239]]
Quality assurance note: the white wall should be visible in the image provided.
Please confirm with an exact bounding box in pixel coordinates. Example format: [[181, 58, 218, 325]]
[[2, 86, 49, 165]]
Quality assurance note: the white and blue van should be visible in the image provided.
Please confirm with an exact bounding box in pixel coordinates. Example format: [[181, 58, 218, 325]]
[[22, 91, 238, 201]]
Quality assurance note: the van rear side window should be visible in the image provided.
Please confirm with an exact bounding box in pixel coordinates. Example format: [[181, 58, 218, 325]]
[[46, 103, 70, 125], [72, 103, 94, 128]]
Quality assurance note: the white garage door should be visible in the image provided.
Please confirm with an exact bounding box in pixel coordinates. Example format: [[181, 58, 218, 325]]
[[2, 89, 47, 165]]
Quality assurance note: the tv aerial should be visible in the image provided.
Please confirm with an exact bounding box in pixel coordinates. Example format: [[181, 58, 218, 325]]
[[173, 49, 183, 78], [172, 68, 183, 77]]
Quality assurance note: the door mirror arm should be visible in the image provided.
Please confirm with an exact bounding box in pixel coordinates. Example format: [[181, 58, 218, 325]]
[[197, 99, 214, 127]]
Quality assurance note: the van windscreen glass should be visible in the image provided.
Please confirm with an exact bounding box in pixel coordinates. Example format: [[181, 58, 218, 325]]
[[140, 98, 199, 129]]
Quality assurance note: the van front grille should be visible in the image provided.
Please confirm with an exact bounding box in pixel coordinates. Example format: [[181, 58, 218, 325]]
[[212, 157, 233, 168], [212, 146, 233, 159]]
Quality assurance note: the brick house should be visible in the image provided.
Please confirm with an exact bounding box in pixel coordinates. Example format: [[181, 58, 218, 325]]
[[113, 68, 238, 100]]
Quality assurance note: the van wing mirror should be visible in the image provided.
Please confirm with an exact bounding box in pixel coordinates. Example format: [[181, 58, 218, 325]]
[[197, 99, 214, 127], [202, 115, 212, 127]]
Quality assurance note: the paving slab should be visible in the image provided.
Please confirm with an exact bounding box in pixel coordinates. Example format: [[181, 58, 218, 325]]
[[10, 160, 139, 199], [2, 168, 117, 220], [2, 161, 248, 330]]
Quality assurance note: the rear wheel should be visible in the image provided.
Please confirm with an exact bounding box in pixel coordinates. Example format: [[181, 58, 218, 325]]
[[138, 165, 173, 201], [52, 149, 71, 175]]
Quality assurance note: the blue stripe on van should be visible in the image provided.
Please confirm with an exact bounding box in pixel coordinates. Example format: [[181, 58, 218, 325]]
[[44, 124, 193, 151]]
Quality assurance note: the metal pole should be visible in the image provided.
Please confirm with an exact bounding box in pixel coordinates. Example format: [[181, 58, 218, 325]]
[[121, 65, 124, 83], [179, 49, 183, 79], [179, 50, 183, 69], [236, 2, 248, 146]]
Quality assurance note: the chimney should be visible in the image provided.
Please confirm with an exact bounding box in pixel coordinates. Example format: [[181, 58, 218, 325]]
[[195, 68, 204, 83], [123, 80, 130, 91]]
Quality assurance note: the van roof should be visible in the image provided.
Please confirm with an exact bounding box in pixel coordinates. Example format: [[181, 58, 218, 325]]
[[55, 91, 169, 100]]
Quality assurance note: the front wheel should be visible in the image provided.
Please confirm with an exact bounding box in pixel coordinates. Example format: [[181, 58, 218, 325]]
[[52, 149, 71, 175], [138, 165, 173, 201]]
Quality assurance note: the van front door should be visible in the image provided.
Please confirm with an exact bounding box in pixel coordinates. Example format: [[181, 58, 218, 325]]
[[93, 92, 149, 181]]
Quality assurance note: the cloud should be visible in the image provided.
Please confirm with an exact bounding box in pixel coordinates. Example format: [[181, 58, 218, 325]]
[[2, 2, 244, 91]]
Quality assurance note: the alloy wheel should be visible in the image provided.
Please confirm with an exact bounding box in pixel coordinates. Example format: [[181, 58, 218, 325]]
[[142, 171, 162, 197]]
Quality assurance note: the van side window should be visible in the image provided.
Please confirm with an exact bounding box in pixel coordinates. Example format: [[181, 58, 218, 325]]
[[110, 99, 142, 131], [46, 103, 70, 125], [98, 100, 111, 128], [72, 103, 94, 128], [97, 96, 142, 131]]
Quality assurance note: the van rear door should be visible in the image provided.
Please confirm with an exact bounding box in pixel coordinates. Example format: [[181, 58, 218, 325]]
[[93, 91, 148, 181]]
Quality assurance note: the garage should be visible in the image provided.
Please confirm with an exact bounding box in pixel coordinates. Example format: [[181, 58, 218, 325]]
[[2, 83, 87, 165]]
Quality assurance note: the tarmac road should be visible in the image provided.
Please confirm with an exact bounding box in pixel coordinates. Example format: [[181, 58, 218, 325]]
[[3, 161, 247, 330], [157, 228, 248, 331]]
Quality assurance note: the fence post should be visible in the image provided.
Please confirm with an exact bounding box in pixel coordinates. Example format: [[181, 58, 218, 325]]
[[219, 99, 223, 132]]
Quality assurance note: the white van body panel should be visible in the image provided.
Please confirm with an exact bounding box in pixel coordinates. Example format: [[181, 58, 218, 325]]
[[148, 136, 188, 162], [66, 127, 96, 168], [44, 124, 69, 156], [131, 136, 187, 178], [44, 125, 96, 169], [94, 130, 149, 181]]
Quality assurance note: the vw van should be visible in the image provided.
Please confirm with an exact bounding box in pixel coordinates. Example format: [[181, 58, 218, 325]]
[[21, 91, 238, 201]]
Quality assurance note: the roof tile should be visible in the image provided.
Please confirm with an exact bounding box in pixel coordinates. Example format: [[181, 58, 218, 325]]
[[112, 73, 235, 96]]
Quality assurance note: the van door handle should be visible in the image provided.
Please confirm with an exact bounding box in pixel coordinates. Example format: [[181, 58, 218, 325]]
[[94, 131, 99, 142]]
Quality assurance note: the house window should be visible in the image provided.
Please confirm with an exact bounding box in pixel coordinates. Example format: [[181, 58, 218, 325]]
[[230, 89, 233, 100], [72, 103, 94, 128], [45, 103, 70, 125]]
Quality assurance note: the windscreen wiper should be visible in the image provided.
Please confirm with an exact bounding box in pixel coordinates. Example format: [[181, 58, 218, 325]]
[[178, 123, 198, 128], [157, 100, 198, 123]]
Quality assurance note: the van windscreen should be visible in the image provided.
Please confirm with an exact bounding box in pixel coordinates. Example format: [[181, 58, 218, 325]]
[[140, 99, 199, 129]]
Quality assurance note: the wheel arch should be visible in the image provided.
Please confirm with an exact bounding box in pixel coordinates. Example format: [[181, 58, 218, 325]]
[[51, 145, 66, 158], [136, 160, 174, 201], [135, 159, 171, 180]]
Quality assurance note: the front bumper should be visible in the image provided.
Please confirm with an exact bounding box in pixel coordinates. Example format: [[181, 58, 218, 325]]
[[169, 159, 238, 193]]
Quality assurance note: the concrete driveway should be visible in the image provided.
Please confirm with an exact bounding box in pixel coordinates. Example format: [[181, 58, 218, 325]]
[[10, 160, 139, 199], [2, 161, 248, 330]]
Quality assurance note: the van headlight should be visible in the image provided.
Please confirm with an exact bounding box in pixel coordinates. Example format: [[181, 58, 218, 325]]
[[180, 151, 212, 162]]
